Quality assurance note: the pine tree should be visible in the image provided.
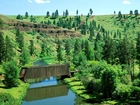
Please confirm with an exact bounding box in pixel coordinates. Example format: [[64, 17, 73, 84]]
[[19, 48, 30, 66], [57, 40, 63, 62], [102, 37, 116, 64], [76, 10, 78, 16], [89, 22, 94, 41], [46, 11, 50, 18], [29, 40, 34, 56], [85, 40, 94, 60], [65, 40, 71, 57], [16, 29, 24, 51], [0, 32, 5, 63], [66, 9, 69, 17], [3, 61, 20, 88], [134, 10, 139, 17], [5, 36, 14, 62], [0, 18, 3, 29], [55, 9, 59, 18], [94, 40, 103, 61], [40, 43, 46, 57], [89, 8, 93, 15], [136, 32, 140, 67], [25, 12, 29, 18], [74, 39, 81, 54]]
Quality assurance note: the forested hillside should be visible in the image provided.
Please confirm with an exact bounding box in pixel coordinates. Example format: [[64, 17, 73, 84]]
[[0, 9, 140, 104]]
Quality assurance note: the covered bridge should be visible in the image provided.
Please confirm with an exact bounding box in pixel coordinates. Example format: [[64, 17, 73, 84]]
[[20, 64, 70, 80]]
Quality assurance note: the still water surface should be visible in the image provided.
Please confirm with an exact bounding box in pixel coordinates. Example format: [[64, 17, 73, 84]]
[[22, 77, 83, 105]]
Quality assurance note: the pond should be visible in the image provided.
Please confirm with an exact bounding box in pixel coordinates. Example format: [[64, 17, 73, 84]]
[[22, 77, 85, 105]]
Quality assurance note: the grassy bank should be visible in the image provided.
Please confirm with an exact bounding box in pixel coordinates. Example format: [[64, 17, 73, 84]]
[[0, 79, 29, 105], [64, 77, 93, 100], [64, 77, 140, 105], [64, 77, 119, 105]]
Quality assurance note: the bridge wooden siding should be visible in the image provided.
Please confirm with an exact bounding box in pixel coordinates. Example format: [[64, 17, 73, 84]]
[[23, 84, 68, 101], [20, 64, 70, 80]]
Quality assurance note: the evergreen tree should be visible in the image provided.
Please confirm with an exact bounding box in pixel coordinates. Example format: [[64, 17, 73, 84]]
[[76, 10, 78, 16], [16, 14, 23, 20], [85, 40, 94, 60], [136, 32, 140, 67], [15, 29, 24, 51], [57, 40, 63, 62], [66, 9, 69, 17], [46, 11, 50, 18], [40, 43, 46, 57], [0, 18, 3, 29], [102, 37, 116, 64], [5, 36, 14, 62], [89, 22, 94, 41], [29, 40, 34, 56], [0, 32, 5, 63], [130, 10, 133, 16], [94, 40, 103, 61], [73, 51, 87, 67], [74, 39, 81, 54], [134, 9, 139, 17], [19, 48, 30, 66], [65, 40, 71, 57], [89, 8, 93, 15], [101, 66, 117, 98], [55, 9, 59, 18], [118, 11, 122, 19], [25, 12, 29, 18], [3, 61, 19, 88], [119, 38, 135, 64]]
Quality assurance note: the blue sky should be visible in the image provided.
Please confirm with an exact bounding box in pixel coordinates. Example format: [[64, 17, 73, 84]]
[[0, 0, 139, 16]]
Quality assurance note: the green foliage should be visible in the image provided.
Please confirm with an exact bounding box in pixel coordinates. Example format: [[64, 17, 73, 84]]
[[136, 32, 140, 62], [16, 14, 23, 20], [4, 36, 14, 62], [120, 74, 132, 85], [3, 61, 20, 88], [84, 40, 94, 60], [25, 12, 28, 18], [112, 84, 131, 100], [29, 40, 34, 56], [0, 32, 5, 64], [56, 40, 63, 62], [133, 79, 140, 87], [73, 51, 87, 67], [131, 86, 140, 99], [101, 65, 117, 98], [19, 48, 30, 66], [82, 78, 101, 93], [15, 29, 24, 50], [0, 92, 21, 105], [90, 61, 106, 79]]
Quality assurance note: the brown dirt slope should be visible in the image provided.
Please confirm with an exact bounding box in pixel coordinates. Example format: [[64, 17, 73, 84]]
[[0, 14, 81, 38]]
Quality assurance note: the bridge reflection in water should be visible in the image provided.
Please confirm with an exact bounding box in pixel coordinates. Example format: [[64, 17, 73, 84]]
[[23, 84, 69, 101]]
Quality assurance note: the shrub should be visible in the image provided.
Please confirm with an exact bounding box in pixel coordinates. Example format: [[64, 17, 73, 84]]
[[3, 61, 20, 88], [82, 78, 101, 93], [101, 65, 117, 98], [131, 86, 140, 99], [112, 84, 131, 100], [0, 92, 21, 105], [133, 79, 140, 87], [120, 74, 132, 85]]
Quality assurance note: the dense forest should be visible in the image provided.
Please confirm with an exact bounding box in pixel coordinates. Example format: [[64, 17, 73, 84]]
[[0, 9, 140, 104]]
